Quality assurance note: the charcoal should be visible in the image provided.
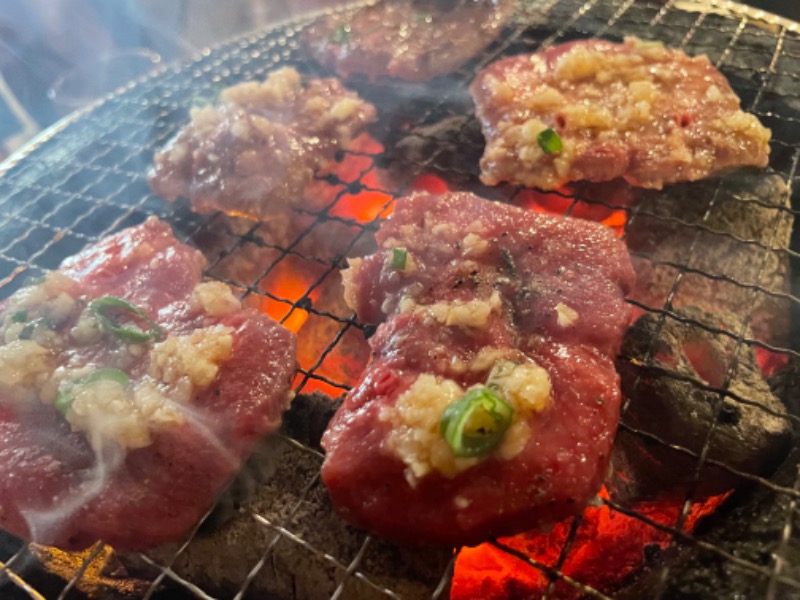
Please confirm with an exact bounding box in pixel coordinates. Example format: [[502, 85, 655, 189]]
[[119, 435, 452, 600], [280, 392, 342, 452], [391, 114, 484, 182], [612, 307, 793, 499], [617, 441, 800, 599], [625, 170, 792, 347]]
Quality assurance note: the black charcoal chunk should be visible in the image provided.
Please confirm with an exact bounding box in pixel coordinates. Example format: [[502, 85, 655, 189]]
[[612, 307, 793, 499]]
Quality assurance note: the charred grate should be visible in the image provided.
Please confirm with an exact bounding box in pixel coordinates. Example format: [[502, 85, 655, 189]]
[[1, 0, 800, 598]]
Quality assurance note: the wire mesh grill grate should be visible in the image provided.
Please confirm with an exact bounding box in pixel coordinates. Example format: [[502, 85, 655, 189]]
[[1, 0, 799, 598]]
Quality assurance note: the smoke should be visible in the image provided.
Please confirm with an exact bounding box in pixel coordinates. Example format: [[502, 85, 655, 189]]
[[19, 388, 243, 549]]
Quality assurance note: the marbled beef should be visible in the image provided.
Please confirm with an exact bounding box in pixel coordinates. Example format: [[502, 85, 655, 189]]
[[322, 192, 634, 545]]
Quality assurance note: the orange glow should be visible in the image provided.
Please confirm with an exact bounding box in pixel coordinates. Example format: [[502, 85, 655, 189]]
[[411, 173, 451, 194], [453, 488, 730, 599], [292, 372, 348, 399], [515, 188, 628, 237], [327, 170, 395, 223], [755, 347, 789, 377], [304, 133, 397, 223], [259, 260, 319, 334]]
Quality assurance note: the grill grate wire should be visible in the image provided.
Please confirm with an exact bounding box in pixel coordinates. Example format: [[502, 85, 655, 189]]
[[0, 0, 799, 598]]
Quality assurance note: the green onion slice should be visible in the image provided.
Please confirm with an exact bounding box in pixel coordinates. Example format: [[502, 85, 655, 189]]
[[88, 296, 164, 344], [414, 12, 432, 21], [537, 128, 563, 155], [332, 24, 350, 44], [11, 310, 28, 323], [440, 387, 514, 458], [18, 317, 52, 340], [55, 368, 130, 415], [391, 248, 408, 270], [191, 86, 222, 109]]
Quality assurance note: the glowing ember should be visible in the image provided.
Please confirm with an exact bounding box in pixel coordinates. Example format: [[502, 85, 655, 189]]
[[755, 347, 789, 377], [515, 188, 628, 238], [453, 488, 729, 599], [259, 258, 320, 334], [303, 133, 396, 223], [411, 173, 451, 194], [29, 543, 146, 597]]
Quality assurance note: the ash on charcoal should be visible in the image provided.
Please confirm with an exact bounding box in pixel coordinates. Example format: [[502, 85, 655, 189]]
[[199, 393, 341, 535], [617, 441, 800, 599], [613, 307, 793, 499], [625, 170, 792, 347], [120, 435, 451, 600]]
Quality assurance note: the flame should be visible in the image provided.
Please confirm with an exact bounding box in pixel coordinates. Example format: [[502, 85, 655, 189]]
[[453, 488, 729, 599]]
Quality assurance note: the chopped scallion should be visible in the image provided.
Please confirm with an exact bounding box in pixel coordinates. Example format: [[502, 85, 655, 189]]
[[391, 248, 408, 270], [11, 310, 28, 323], [88, 296, 164, 344], [332, 24, 350, 44], [440, 387, 513, 458], [55, 368, 130, 415], [414, 12, 432, 21], [18, 317, 52, 340], [537, 128, 563, 155]]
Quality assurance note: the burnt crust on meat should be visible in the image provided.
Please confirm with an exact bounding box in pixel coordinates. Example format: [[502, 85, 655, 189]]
[[148, 67, 377, 221], [612, 306, 792, 500], [302, 0, 513, 83], [470, 37, 771, 189]]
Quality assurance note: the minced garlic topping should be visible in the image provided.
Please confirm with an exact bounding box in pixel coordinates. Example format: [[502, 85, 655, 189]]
[[149, 325, 234, 389], [400, 290, 503, 329], [382, 375, 478, 484], [59, 324, 234, 453], [382, 360, 553, 486], [0, 341, 56, 405], [555, 302, 579, 327], [191, 281, 242, 317], [0, 275, 241, 454], [68, 378, 154, 451]]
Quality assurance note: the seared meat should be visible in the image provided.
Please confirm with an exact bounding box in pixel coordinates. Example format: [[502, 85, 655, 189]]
[[322, 192, 635, 545], [148, 67, 376, 221], [470, 37, 771, 190], [612, 307, 792, 499], [0, 218, 296, 550], [303, 0, 512, 82]]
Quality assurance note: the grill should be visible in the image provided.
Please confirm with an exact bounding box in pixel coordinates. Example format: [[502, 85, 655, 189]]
[[1, 0, 799, 598]]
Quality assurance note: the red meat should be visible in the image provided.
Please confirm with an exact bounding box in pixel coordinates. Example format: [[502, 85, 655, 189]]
[[322, 192, 634, 545], [0, 218, 296, 550], [470, 37, 771, 190], [303, 0, 512, 82], [148, 67, 376, 221]]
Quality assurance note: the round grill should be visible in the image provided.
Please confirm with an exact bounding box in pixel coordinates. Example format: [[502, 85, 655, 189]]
[[0, 0, 799, 598]]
